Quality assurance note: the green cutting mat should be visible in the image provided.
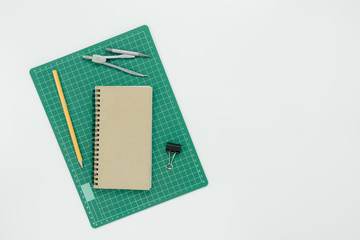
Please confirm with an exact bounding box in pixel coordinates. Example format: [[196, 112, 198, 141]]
[[30, 25, 208, 228]]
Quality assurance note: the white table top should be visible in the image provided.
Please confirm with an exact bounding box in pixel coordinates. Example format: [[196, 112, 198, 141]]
[[1, 0, 360, 239]]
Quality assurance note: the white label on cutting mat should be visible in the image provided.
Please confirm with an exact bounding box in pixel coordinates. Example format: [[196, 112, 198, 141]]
[[81, 183, 95, 202]]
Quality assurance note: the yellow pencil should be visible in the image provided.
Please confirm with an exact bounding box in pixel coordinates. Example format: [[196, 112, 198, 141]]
[[52, 70, 83, 168]]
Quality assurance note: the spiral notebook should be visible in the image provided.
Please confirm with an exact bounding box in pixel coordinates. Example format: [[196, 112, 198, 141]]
[[94, 86, 153, 190]]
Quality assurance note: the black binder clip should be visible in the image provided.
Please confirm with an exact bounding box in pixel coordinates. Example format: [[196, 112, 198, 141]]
[[165, 142, 181, 170]]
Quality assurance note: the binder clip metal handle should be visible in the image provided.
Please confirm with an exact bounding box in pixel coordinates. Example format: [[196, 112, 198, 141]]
[[166, 152, 177, 170]]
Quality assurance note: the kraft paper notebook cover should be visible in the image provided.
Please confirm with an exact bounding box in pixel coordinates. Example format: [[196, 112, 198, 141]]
[[94, 86, 153, 190]]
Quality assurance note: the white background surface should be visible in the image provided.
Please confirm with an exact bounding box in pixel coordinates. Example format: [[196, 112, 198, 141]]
[[1, 0, 360, 239]]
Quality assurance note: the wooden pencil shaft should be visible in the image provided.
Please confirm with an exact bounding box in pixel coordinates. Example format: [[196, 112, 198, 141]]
[[52, 70, 83, 167]]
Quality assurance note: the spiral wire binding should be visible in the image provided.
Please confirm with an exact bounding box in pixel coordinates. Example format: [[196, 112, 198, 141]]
[[93, 89, 101, 186]]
